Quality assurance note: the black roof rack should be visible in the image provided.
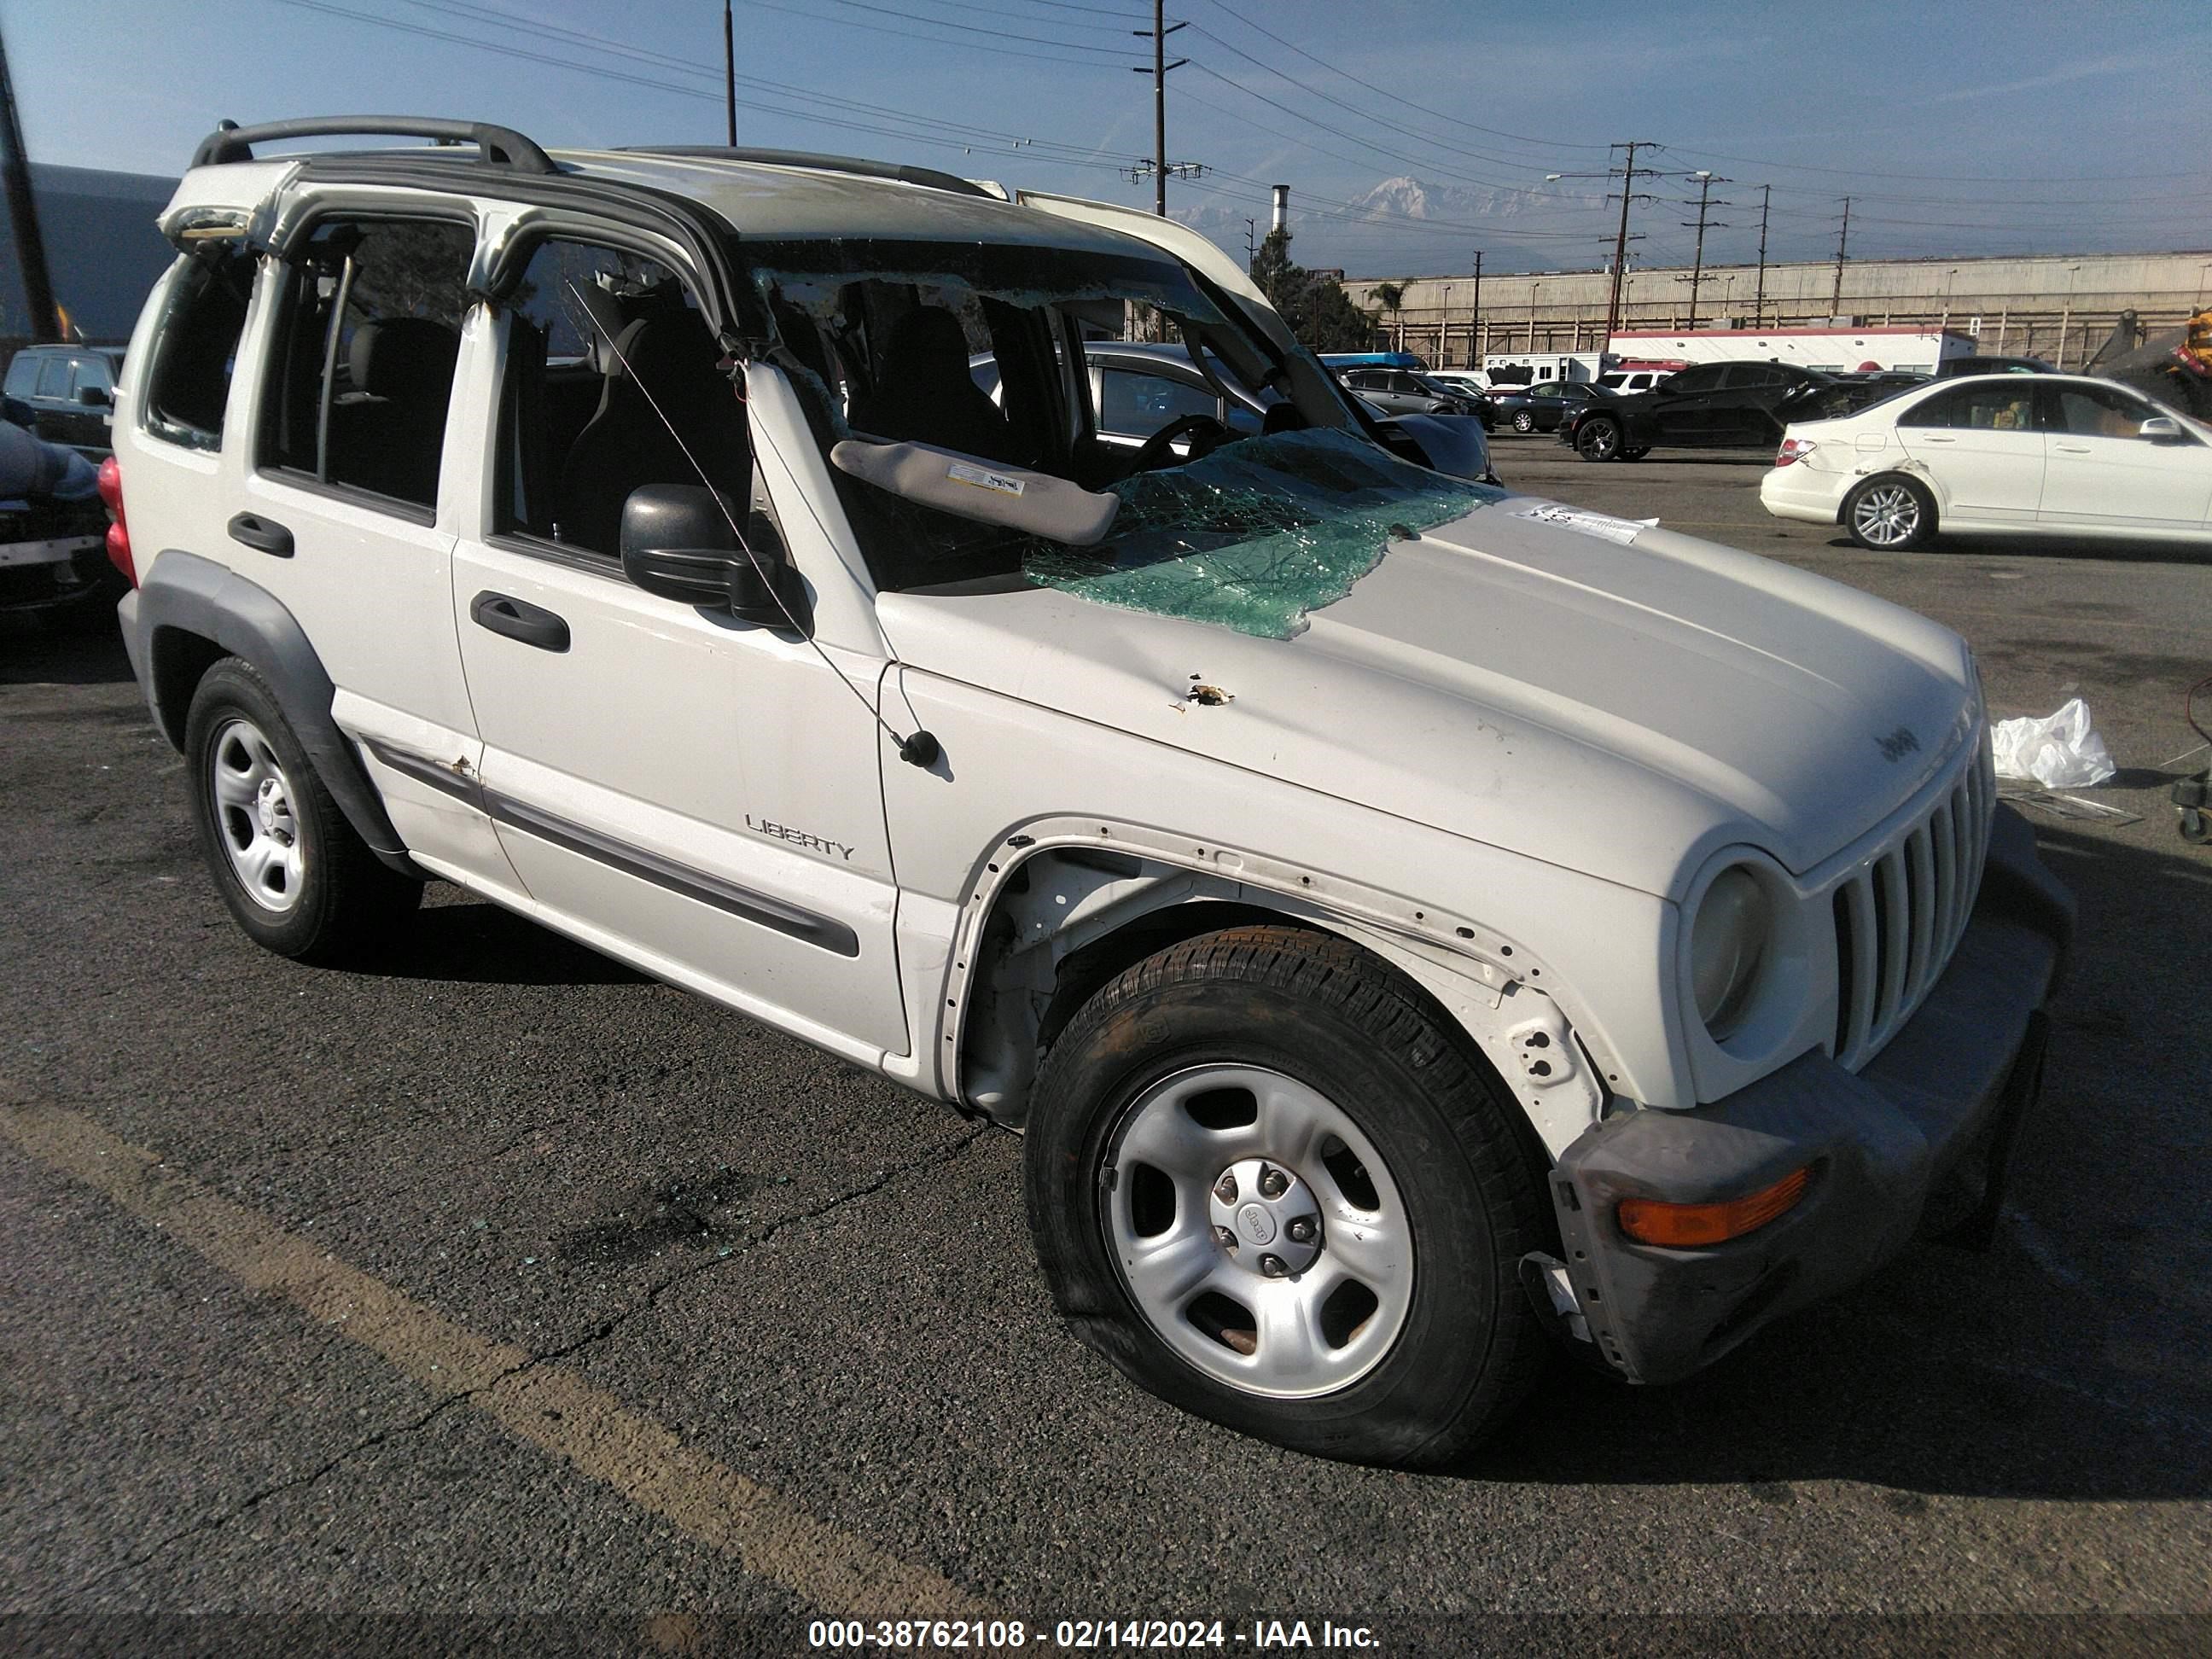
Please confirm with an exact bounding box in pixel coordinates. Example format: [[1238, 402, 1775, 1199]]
[[620, 146, 992, 201], [192, 116, 555, 175]]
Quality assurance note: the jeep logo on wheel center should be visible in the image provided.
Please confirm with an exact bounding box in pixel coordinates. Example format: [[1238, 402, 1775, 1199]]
[[1236, 1202, 1277, 1245]]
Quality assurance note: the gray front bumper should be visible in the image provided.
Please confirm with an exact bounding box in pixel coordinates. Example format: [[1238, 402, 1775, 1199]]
[[1540, 804, 2070, 1384]]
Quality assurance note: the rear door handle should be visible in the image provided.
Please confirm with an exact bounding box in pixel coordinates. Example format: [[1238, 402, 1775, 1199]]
[[2053, 444, 2092, 453], [470, 591, 571, 653], [228, 512, 294, 557]]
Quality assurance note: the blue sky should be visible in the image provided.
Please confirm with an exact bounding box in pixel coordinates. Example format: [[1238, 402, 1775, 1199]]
[[8, 0, 2207, 276]]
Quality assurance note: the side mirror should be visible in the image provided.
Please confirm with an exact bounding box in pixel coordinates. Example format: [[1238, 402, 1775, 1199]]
[[619, 483, 812, 632], [2139, 416, 2186, 443], [77, 385, 112, 408], [2, 395, 32, 428]]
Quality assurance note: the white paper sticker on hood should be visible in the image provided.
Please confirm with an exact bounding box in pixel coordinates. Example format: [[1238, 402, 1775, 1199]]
[[1511, 503, 1658, 545]]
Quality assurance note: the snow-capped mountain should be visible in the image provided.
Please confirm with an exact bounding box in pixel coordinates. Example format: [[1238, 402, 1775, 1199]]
[[1343, 175, 1586, 224]]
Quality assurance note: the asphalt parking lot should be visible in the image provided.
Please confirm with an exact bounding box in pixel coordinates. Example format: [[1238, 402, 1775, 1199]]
[[4, 439, 2209, 1651]]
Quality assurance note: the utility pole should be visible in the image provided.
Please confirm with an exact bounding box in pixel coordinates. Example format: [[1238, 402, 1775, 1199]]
[[1550, 142, 1660, 343], [1131, 2, 1190, 217], [0, 25, 58, 343], [722, 2, 736, 146], [1751, 183, 1771, 329], [1470, 250, 1483, 364], [1829, 195, 1853, 318], [1677, 171, 1730, 332]]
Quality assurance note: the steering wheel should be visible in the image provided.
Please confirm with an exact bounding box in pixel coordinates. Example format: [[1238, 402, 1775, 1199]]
[[1132, 413, 1232, 472]]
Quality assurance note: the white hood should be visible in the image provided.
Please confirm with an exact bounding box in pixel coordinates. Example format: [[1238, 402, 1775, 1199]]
[[876, 499, 1976, 897]]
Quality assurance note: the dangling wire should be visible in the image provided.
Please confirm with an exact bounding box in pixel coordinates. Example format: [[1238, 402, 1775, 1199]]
[[563, 282, 937, 766]]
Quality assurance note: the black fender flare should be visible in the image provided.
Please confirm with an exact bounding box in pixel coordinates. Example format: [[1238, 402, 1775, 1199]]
[[132, 550, 421, 876]]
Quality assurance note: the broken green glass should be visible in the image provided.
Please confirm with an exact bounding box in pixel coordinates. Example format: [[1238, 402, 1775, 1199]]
[[1022, 428, 1501, 639]]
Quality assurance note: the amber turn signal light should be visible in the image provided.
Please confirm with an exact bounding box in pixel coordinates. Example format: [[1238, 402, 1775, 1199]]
[[1616, 1165, 1813, 1248]]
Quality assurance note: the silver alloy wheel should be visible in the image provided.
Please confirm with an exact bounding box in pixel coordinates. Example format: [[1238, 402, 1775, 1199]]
[[209, 716, 306, 913], [1104, 1064, 1415, 1400], [1852, 483, 1923, 546], [1512, 410, 1534, 433]]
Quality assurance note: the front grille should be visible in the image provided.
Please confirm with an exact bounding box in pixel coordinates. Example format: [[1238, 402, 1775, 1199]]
[[1830, 736, 1994, 1069]]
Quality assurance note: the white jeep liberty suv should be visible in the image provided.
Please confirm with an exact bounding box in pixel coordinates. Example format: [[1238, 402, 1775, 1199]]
[[108, 117, 2070, 1467]]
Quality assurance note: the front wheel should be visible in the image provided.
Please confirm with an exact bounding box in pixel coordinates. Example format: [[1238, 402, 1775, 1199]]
[[1575, 416, 1622, 461], [1025, 925, 1552, 1468], [1843, 474, 1937, 550]]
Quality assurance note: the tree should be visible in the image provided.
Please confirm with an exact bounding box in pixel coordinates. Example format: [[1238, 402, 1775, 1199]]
[[1248, 227, 1379, 354], [1371, 282, 1406, 351]]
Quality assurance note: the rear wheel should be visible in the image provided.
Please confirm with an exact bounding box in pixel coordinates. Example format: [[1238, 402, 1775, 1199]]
[[1511, 410, 1535, 434], [1843, 474, 1937, 550], [1620, 446, 1650, 462], [184, 658, 422, 963], [1575, 416, 1622, 461], [1025, 925, 1551, 1468]]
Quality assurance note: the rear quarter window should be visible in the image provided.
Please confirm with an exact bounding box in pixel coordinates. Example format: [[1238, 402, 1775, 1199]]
[[142, 247, 255, 451]]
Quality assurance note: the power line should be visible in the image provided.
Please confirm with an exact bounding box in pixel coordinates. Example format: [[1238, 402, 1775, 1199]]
[[1199, 0, 1610, 160], [733, 0, 1138, 67], [282, 0, 1133, 167], [1184, 22, 1585, 178]]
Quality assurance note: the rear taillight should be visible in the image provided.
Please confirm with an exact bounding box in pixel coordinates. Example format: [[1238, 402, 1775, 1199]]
[[1773, 436, 1817, 469], [97, 454, 134, 586]]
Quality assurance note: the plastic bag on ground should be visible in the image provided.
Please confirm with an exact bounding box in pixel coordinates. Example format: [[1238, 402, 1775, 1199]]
[[1990, 697, 2116, 789]]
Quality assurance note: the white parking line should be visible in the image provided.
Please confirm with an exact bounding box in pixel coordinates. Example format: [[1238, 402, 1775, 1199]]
[[0, 1089, 993, 1622]]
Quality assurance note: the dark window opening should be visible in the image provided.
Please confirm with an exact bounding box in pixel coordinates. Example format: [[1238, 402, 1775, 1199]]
[[144, 248, 253, 451], [494, 237, 766, 561], [259, 218, 474, 509]]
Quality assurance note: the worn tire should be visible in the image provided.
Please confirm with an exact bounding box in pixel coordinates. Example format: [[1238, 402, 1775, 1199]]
[[1024, 925, 1552, 1468], [1842, 474, 1937, 550], [183, 657, 422, 963]]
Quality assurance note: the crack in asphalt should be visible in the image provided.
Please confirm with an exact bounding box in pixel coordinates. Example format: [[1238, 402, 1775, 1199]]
[[515, 1123, 993, 1377], [64, 1123, 995, 1597]]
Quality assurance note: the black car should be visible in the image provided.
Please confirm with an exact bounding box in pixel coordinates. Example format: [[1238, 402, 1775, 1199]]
[[1562, 360, 1848, 461], [1, 344, 125, 457], [1487, 380, 1611, 434]]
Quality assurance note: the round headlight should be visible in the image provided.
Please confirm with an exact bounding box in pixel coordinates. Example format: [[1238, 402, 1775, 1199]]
[[1690, 866, 1773, 1040]]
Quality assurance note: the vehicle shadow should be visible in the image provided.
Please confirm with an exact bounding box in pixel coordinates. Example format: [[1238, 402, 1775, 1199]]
[[1620, 451, 1775, 468], [1461, 820, 2212, 1501], [1822, 530, 2212, 568], [359, 897, 650, 987], [0, 613, 134, 685]]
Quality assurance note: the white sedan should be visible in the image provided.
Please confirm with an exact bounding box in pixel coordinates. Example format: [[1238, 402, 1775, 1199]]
[[1760, 373, 2212, 550]]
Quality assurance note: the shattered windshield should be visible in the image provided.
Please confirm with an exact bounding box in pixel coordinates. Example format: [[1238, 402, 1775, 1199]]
[[1022, 428, 1499, 639], [740, 232, 1485, 634]]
